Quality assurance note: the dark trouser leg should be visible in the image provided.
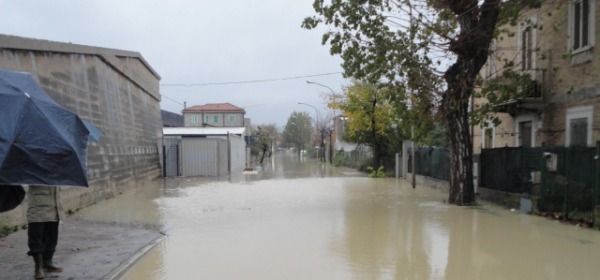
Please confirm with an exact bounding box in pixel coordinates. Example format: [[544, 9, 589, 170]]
[[42, 222, 59, 255], [42, 222, 62, 272], [27, 222, 45, 256]]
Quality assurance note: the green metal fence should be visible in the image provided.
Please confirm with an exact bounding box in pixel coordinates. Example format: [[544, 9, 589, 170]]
[[408, 147, 450, 181], [480, 147, 543, 194], [539, 146, 597, 222], [480, 145, 599, 223]]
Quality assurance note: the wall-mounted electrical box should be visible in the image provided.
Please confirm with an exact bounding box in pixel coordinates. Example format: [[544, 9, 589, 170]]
[[543, 152, 557, 172]]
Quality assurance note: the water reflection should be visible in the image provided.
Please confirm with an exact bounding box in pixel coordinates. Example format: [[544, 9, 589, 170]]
[[242, 150, 348, 181], [74, 153, 600, 280]]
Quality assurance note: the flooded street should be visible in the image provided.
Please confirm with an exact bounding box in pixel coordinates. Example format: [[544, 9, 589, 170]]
[[78, 152, 600, 279]]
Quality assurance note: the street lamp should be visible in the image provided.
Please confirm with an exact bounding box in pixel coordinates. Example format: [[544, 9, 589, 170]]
[[297, 102, 319, 122], [306, 81, 337, 118], [306, 81, 337, 163], [298, 102, 323, 161]]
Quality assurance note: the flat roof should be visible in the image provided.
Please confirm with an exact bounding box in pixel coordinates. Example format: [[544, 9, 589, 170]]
[[163, 127, 245, 136]]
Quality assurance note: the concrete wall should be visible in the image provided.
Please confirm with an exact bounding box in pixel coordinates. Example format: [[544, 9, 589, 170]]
[[0, 35, 163, 225]]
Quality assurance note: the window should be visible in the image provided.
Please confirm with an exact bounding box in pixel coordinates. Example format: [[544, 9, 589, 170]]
[[484, 41, 497, 78], [521, 27, 533, 70], [570, 118, 589, 146], [520, 18, 536, 71], [566, 106, 593, 146], [213, 116, 218, 123], [229, 115, 236, 124], [205, 115, 209, 124], [191, 115, 199, 124], [483, 127, 494, 149], [519, 121, 533, 147], [569, 0, 596, 53]]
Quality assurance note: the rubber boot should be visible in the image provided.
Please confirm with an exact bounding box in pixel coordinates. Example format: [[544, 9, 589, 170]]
[[33, 253, 45, 279], [43, 252, 63, 273]]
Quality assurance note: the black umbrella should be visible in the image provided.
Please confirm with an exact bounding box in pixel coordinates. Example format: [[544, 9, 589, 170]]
[[0, 69, 90, 187], [82, 119, 102, 142], [0, 185, 25, 213]]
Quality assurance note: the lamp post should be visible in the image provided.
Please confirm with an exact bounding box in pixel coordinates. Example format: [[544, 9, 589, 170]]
[[306, 81, 337, 119], [306, 81, 337, 163], [298, 102, 323, 161]]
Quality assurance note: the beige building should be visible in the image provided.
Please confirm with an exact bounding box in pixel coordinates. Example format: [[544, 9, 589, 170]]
[[182, 103, 245, 127], [473, 0, 599, 154]]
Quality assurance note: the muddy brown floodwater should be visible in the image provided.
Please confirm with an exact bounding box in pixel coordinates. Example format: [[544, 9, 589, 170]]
[[77, 151, 600, 280]]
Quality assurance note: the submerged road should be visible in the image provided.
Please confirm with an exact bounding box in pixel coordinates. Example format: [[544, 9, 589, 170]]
[[73, 151, 600, 280]]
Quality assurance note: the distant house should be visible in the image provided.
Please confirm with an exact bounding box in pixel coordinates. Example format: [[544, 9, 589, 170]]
[[333, 114, 358, 152], [164, 103, 249, 177], [183, 103, 245, 127], [163, 127, 246, 177]]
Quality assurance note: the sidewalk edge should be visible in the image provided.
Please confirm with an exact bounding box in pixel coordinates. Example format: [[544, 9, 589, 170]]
[[102, 235, 166, 280]]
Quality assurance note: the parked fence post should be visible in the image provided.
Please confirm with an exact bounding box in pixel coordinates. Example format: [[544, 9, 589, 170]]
[[595, 142, 600, 211], [591, 142, 600, 225], [395, 152, 401, 178], [540, 143, 547, 212], [564, 149, 570, 219], [412, 143, 416, 189]]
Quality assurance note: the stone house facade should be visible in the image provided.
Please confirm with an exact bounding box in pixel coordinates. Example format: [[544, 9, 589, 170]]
[[472, 0, 599, 154], [182, 103, 245, 127], [0, 34, 163, 225]]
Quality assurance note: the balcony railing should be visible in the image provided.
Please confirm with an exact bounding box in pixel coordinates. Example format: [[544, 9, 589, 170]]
[[490, 69, 545, 115]]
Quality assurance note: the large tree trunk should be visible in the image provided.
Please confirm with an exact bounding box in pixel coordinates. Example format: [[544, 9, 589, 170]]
[[443, 81, 475, 205], [443, 0, 501, 205]]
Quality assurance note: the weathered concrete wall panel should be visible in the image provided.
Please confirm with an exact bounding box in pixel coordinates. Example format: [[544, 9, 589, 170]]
[[0, 35, 162, 224]]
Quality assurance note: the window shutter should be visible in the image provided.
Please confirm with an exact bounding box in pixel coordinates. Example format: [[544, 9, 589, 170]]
[[521, 30, 527, 70], [582, 0, 590, 47], [521, 26, 533, 70], [574, 1, 582, 50]]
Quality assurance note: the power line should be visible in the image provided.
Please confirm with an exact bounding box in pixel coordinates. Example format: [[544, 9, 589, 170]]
[[160, 94, 184, 105], [160, 72, 343, 87]]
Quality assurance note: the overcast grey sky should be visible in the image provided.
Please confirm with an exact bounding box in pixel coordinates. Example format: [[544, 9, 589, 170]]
[[0, 0, 347, 128]]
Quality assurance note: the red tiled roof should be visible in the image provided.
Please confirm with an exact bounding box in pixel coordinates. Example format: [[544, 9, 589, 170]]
[[183, 103, 245, 113]]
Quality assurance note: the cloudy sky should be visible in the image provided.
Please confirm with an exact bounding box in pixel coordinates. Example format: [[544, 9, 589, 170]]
[[0, 0, 347, 128]]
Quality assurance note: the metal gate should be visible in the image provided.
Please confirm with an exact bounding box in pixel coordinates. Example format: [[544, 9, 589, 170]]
[[163, 137, 181, 177], [181, 138, 223, 177], [164, 134, 247, 177]]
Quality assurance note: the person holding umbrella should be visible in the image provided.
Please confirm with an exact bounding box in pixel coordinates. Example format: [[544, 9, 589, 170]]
[[26, 185, 64, 279], [0, 69, 93, 279]]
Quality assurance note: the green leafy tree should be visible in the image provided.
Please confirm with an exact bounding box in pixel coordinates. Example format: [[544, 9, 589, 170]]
[[249, 124, 278, 164], [303, 0, 538, 205], [282, 111, 313, 153], [340, 80, 397, 169]]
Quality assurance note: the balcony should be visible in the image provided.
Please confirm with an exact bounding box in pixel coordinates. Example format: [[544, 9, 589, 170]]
[[492, 70, 544, 116]]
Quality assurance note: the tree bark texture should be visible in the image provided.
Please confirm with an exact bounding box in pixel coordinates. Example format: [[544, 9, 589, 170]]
[[442, 0, 501, 205]]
